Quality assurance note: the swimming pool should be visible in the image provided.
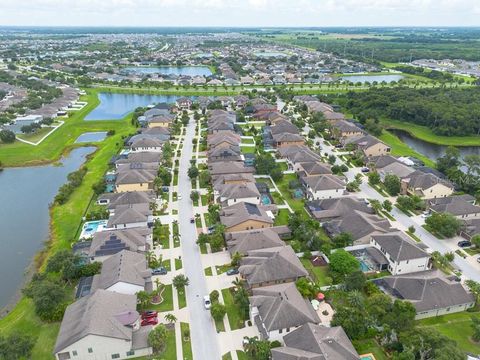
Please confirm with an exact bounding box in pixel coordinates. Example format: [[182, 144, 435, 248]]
[[360, 260, 372, 272], [360, 354, 376, 360], [80, 220, 108, 239], [261, 194, 271, 205]]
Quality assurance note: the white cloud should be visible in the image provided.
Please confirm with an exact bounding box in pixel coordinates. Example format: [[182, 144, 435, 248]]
[[0, 0, 478, 26]]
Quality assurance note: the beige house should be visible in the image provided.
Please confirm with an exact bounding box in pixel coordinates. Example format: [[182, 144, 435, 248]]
[[344, 134, 391, 157], [220, 202, 273, 232], [401, 171, 454, 199], [115, 169, 156, 193]]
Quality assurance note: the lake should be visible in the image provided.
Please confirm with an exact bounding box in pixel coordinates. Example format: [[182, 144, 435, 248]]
[[390, 129, 480, 161], [124, 66, 212, 76], [0, 147, 94, 310], [341, 74, 404, 83], [75, 132, 107, 143], [85, 93, 194, 120]]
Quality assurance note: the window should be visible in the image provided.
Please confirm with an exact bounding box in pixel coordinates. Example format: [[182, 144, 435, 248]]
[[72, 351, 78, 356], [58, 353, 71, 360], [126, 350, 135, 356], [112, 354, 120, 359], [88, 348, 93, 354], [279, 329, 283, 334]]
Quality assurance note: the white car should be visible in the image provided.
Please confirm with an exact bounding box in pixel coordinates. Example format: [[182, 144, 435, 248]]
[[203, 296, 211, 310], [421, 212, 430, 219], [178, 194, 183, 200]]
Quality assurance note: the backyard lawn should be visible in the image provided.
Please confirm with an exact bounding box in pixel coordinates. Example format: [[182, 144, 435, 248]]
[[275, 173, 306, 213], [274, 208, 290, 226], [240, 146, 256, 154], [300, 258, 331, 287], [353, 338, 388, 360], [418, 311, 480, 354]]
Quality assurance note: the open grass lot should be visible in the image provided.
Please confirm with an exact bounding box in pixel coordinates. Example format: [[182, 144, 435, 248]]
[[418, 311, 480, 354], [379, 130, 435, 168], [16, 125, 56, 142], [276, 173, 305, 213], [181, 322, 193, 360], [352, 338, 388, 360], [382, 118, 480, 147], [0, 88, 132, 167], [222, 288, 246, 330], [240, 146, 256, 154], [300, 258, 331, 287]]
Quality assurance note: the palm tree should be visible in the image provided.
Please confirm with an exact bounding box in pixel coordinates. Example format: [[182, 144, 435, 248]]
[[347, 290, 364, 309], [136, 290, 152, 308], [164, 313, 177, 324], [231, 277, 245, 290]]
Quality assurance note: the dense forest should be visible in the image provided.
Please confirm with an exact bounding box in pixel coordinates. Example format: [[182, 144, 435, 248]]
[[328, 87, 480, 136]]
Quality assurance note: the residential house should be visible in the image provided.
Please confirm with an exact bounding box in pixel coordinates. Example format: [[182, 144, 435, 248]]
[[107, 203, 152, 230], [215, 182, 261, 206], [250, 283, 320, 341], [370, 232, 431, 275], [115, 152, 161, 169], [343, 134, 391, 157], [213, 173, 256, 187], [271, 323, 360, 360], [301, 174, 346, 200], [115, 169, 156, 193], [129, 137, 163, 153], [207, 131, 241, 149], [97, 191, 155, 209], [307, 197, 372, 223], [272, 132, 305, 148], [88, 228, 152, 262], [147, 114, 175, 128], [330, 120, 364, 139], [296, 161, 332, 177], [225, 227, 289, 255], [208, 146, 242, 163], [239, 245, 307, 288], [54, 290, 152, 360], [220, 202, 273, 232], [90, 250, 152, 295], [374, 270, 475, 319], [209, 161, 255, 179], [401, 170, 454, 199], [176, 97, 192, 109], [427, 195, 480, 219]]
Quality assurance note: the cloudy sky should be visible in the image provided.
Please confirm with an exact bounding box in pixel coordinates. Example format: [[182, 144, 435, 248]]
[[0, 0, 479, 27]]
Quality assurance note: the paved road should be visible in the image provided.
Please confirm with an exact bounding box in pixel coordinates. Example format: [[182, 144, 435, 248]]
[[178, 119, 221, 360], [308, 127, 480, 282]]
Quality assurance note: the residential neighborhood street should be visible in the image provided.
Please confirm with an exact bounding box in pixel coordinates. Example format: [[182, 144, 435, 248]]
[[178, 119, 221, 360]]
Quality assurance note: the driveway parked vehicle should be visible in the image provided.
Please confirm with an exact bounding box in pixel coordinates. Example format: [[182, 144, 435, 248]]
[[141, 317, 158, 326], [458, 240, 472, 248], [152, 267, 168, 275], [226, 268, 239, 276], [142, 311, 158, 320]]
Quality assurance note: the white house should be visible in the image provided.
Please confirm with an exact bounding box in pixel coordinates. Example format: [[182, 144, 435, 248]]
[[54, 290, 152, 360], [249, 282, 320, 342], [214, 183, 261, 206], [301, 174, 346, 200], [370, 232, 431, 275], [90, 250, 151, 295]]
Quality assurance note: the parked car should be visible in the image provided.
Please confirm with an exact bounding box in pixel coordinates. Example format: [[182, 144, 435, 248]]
[[361, 167, 370, 173], [141, 317, 158, 326], [458, 240, 472, 248], [421, 211, 430, 219], [178, 194, 183, 200], [207, 226, 215, 234], [151, 267, 168, 275], [203, 295, 211, 310], [190, 217, 195, 224], [226, 268, 239, 276], [142, 311, 158, 320]]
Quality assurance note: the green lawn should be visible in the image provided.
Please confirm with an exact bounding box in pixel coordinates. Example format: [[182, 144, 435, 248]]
[[178, 286, 187, 309], [140, 285, 174, 313], [162, 259, 171, 271], [353, 338, 388, 360], [214, 315, 226, 332], [163, 327, 177, 360], [181, 322, 193, 360], [175, 258, 183, 270], [201, 194, 210, 206], [241, 138, 255, 144], [154, 224, 170, 249], [222, 353, 233, 360], [236, 351, 248, 360], [222, 288, 246, 330], [240, 146, 256, 154], [381, 118, 480, 147], [276, 174, 306, 213], [418, 311, 480, 354], [204, 267, 213, 276], [379, 130, 435, 168], [215, 264, 232, 275], [270, 191, 285, 205], [300, 259, 331, 287], [16, 126, 56, 143], [274, 209, 291, 226]]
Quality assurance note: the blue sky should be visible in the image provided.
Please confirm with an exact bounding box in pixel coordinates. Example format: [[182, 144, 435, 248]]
[[0, 0, 479, 27]]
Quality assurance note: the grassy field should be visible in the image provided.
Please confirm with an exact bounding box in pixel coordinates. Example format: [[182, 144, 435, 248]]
[[274, 208, 290, 226], [381, 118, 480, 147], [418, 311, 480, 354], [379, 130, 435, 168], [353, 338, 388, 360], [300, 259, 331, 287], [0, 88, 130, 167]]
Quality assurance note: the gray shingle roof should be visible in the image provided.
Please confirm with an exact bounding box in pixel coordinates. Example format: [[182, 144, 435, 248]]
[[239, 245, 307, 286], [107, 203, 150, 227], [91, 250, 151, 291], [429, 196, 480, 216], [225, 227, 286, 255], [371, 232, 429, 262], [303, 174, 346, 191], [375, 270, 475, 313], [250, 283, 320, 332], [307, 197, 373, 222], [216, 182, 261, 202], [220, 202, 273, 229], [272, 323, 360, 360], [99, 191, 155, 209], [115, 169, 156, 185], [54, 290, 139, 353], [89, 227, 151, 258]]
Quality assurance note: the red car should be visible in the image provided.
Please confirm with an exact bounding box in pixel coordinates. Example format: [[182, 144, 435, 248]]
[[141, 311, 158, 320], [141, 317, 158, 326]]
